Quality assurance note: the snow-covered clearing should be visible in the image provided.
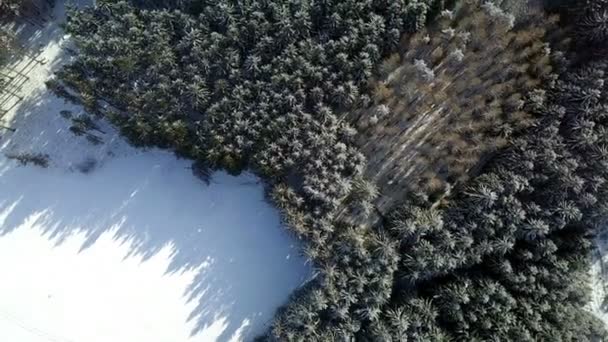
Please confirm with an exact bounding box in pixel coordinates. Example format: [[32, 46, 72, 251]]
[[0, 2, 310, 341]]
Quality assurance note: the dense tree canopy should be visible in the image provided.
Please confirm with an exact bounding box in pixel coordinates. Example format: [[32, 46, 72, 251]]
[[0, 0, 53, 20], [349, 2, 563, 208], [0, 0, 22, 19], [52, 0, 608, 341], [55, 0, 448, 238], [264, 2, 608, 341], [373, 57, 608, 339]]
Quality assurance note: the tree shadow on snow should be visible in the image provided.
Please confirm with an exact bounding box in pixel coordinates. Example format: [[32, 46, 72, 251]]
[[0, 2, 310, 340], [0, 157, 310, 341]]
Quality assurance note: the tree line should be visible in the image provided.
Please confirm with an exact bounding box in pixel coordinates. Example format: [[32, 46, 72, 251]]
[[52, 0, 608, 341], [53, 0, 446, 267]]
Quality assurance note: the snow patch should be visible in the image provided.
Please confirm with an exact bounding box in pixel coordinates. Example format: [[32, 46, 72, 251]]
[[0, 154, 310, 342], [590, 234, 608, 326]]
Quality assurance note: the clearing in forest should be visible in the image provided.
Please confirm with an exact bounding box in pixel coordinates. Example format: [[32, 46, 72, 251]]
[[0, 2, 310, 341]]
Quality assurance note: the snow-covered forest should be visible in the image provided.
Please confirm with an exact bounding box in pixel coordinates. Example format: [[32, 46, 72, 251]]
[[3, 0, 608, 341], [0, 1, 309, 341]]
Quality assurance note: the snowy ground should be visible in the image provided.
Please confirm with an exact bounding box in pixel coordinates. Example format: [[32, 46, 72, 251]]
[[590, 233, 608, 327], [0, 2, 310, 341]]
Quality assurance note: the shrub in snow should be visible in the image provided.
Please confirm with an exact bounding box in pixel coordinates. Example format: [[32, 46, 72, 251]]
[[5, 152, 50, 168]]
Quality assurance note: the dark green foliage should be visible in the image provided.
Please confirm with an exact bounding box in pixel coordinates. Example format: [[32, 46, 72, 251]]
[[119, 0, 192, 10], [53, 0, 608, 341], [0, 0, 55, 21], [55, 0, 447, 230], [54, 2, 445, 337], [576, 0, 608, 46], [267, 2, 608, 341], [0, 0, 24, 19], [363, 16, 608, 342], [268, 225, 400, 341]]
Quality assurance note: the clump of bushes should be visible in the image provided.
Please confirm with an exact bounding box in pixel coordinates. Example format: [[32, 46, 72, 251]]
[[5, 152, 50, 168]]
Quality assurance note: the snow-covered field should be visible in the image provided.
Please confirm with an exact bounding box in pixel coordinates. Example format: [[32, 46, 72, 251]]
[[0, 2, 310, 341]]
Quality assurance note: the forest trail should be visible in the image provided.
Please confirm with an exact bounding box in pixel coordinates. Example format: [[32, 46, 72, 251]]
[[0, 2, 310, 342]]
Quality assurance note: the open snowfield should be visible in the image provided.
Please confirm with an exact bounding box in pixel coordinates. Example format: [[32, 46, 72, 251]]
[[0, 2, 310, 341]]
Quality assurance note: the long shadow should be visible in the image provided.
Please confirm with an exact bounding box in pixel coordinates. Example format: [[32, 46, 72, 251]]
[[0, 1, 310, 340], [0, 154, 310, 341]]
